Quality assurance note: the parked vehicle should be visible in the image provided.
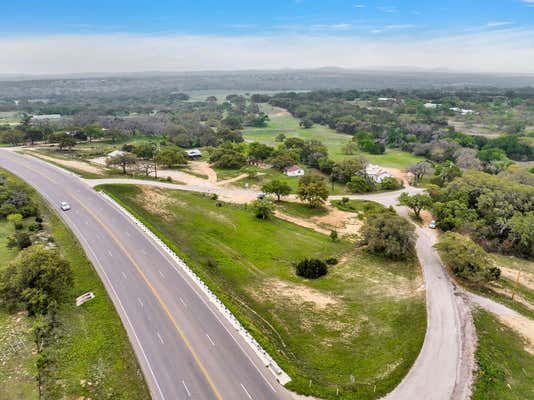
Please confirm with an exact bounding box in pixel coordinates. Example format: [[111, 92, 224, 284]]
[[60, 201, 71, 211], [256, 193, 266, 199], [429, 220, 437, 229]]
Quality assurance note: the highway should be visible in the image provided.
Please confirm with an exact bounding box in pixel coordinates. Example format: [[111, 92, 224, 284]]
[[0, 149, 293, 400]]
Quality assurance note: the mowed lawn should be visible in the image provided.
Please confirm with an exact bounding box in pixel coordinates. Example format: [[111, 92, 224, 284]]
[[101, 184, 426, 400], [243, 104, 423, 169]]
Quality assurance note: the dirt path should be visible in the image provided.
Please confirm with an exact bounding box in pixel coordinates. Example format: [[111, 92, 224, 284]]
[[217, 173, 248, 186], [190, 161, 217, 183], [31, 152, 105, 175]]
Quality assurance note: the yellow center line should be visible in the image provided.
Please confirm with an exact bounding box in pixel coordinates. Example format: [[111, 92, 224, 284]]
[[12, 156, 224, 400]]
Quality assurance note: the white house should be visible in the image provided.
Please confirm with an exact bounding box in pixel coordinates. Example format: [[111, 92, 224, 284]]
[[107, 150, 125, 158], [365, 164, 393, 183], [450, 107, 474, 115], [285, 165, 305, 177], [186, 149, 202, 158], [424, 103, 441, 109], [31, 114, 61, 121]]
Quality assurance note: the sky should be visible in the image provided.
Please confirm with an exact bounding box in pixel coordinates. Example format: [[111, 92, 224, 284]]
[[1, 0, 534, 74]]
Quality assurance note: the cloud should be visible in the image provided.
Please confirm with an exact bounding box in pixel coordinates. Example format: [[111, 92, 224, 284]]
[[487, 21, 512, 27], [0, 29, 533, 74], [371, 24, 415, 34], [354, 4, 366, 8], [377, 6, 397, 13]]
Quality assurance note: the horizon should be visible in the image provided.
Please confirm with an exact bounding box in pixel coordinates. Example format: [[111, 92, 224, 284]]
[[1, 1, 534, 75]]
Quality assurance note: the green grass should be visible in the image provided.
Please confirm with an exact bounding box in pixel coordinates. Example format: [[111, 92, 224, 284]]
[[472, 310, 534, 400], [276, 201, 329, 219], [0, 169, 150, 399], [331, 199, 388, 216], [100, 184, 426, 400], [0, 221, 39, 400], [243, 104, 423, 169]]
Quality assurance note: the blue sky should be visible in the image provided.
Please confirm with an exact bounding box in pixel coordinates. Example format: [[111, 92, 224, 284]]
[[2, 0, 534, 37], [0, 1, 533, 74]]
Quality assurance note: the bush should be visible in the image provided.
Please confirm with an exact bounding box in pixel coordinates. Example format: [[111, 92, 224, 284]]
[[251, 198, 275, 220], [7, 231, 32, 250], [361, 212, 415, 260], [347, 176, 374, 193], [295, 258, 328, 279], [329, 230, 338, 242], [28, 222, 43, 232], [379, 176, 402, 190], [435, 232, 501, 286], [325, 257, 338, 265]]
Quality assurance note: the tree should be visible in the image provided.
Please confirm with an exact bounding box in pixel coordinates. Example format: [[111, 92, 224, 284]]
[[435, 232, 500, 286], [262, 180, 291, 201], [133, 142, 156, 159], [275, 133, 286, 142], [347, 176, 373, 193], [248, 142, 274, 162], [299, 118, 314, 129], [7, 213, 23, 229], [1, 130, 25, 145], [7, 231, 32, 250], [297, 174, 329, 208], [361, 212, 415, 260], [508, 211, 534, 258], [54, 133, 77, 151], [0, 245, 73, 315], [342, 141, 359, 155], [81, 124, 104, 143], [408, 161, 432, 185], [380, 176, 402, 190], [295, 259, 327, 279], [106, 152, 138, 174], [434, 161, 462, 186], [155, 146, 187, 168], [398, 192, 432, 219], [331, 158, 367, 183], [251, 198, 275, 220]]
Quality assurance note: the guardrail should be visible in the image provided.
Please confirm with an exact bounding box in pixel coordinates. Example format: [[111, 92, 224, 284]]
[[99, 191, 291, 385]]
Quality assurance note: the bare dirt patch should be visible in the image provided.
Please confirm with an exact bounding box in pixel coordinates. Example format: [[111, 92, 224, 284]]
[[32, 152, 105, 175], [497, 314, 534, 355], [190, 161, 217, 183], [499, 267, 534, 292], [262, 278, 339, 310], [137, 187, 175, 221], [217, 173, 248, 186]]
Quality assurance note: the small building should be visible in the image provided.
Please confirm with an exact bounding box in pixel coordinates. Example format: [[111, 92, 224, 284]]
[[31, 114, 61, 120], [285, 165, 305, 177], [107, 150, 125, 158], [186, 149, 202, 159], [450, 107, 474, 115], [365, 164, 393, 183], [424, 103, 440, 109]]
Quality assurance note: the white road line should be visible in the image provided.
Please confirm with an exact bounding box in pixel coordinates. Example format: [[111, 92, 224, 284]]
[[126, 231, 131, 237], [121, 271, 127, 280], [240, 383, 253, 399], [137, 297, 144, 308], [182, 380, 191, 397], [95, 233, 101, 240], [158, 270, 165, 278], [156, 331, 164, 344], [206, 334, 215, 346], [179, 297, 187, 307], [108, 250, 113, 257], [142, 248, 147, 255], [85, 220, 89, 225]]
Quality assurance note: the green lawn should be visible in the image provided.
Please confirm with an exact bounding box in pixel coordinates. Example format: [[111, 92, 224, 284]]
[[100, 184, 426, 400], [243, 104, 423, 169], [0, 169, 150, 399], [472, 310, 534, 400], [331, 199, 388, 216]]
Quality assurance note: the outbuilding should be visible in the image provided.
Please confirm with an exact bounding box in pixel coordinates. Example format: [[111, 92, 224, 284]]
[[285, 165, 305, 177]]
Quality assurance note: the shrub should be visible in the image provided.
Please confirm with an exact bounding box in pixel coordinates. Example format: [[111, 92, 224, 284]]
[[325, 257, 338, 265], [361, 212, 415, 260], [347, 176, 374, 193], [251, 198, 275, 220], [295, 258, 328, 279], [435, 232, 501, 286], [329, 230, 338, 242], [28, 222, 43, 232], [7, 231, 32, 250]]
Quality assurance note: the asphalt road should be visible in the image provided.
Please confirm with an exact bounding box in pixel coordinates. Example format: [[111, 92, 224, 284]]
[[0, 149, 294, 400]]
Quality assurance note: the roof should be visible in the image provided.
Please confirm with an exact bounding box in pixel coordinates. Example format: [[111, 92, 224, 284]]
[[285, 165, 303, 172], [31, 114, 61, 120], [107, 150, 125, 158], [186, 149, 202, 156]]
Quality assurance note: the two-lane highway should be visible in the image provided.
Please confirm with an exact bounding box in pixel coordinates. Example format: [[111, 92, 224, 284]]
[[0, 149, 292, 400]]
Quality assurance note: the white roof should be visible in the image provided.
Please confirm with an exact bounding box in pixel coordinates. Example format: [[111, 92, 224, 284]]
[[31, 114, 61, 120], [186, 149, 202, 156], [107, 150, 125, 158]]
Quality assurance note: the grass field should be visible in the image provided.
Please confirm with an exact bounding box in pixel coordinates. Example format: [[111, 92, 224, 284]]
[[100, 184, 426, 400], [0, 169, 150, 399], [472, 310, 534, 400], [243, 104, 423, 169], [0, 220, 38, 400]]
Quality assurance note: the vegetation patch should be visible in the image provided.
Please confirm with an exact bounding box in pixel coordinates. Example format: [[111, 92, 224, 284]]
[[100, 184, 426, 400]]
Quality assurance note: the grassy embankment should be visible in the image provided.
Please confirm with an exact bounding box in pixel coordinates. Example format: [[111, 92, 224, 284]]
[[472, 309, 534, 400], [100, 184, 426, 400], [0, 169, 149, 399]]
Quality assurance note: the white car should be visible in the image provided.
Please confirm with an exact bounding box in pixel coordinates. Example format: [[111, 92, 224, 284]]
[[429, 220, 437, 229], [60, 201, 71, 211]]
